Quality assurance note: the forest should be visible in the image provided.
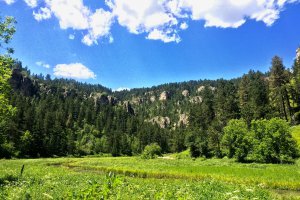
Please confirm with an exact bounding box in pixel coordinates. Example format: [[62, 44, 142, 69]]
[[0, 16, 300, 164]]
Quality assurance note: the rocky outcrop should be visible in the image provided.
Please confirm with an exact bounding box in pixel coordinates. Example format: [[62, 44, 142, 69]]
[[108, 96, 117, 105], [197, 86, 205, 93], [123, 101, 135, 115], [150, 96, 156, 102], [209, 86, 216, 91], [178, 113, 189, 126], [189, 96, 202, 104], [147, 116, 170, 128], [182, 90, 189, 97], [131, 97, 143, 105], [10, 68, 38, 96], [159, 91, 169, 101], [197, 85, 215, 93]]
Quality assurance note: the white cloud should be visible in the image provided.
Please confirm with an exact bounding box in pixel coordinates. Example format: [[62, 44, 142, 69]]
[[82, 8, 114, 46], [33, 7, 51, 21], [6, 0, 300, 44], [36, 61, 50, 69], [147, 29, 180, 43], [69, 34, 75, 40], [24, 0, 38, 8], [174, 0, 299, 28], [113, 87, 130, 92], [180, 22, 188, 30], [53, 63, 96, 79], [44, 0, 90, 30], [2, 0, 15, 5], [108, 0, 180, 42], [31, 0, 113, 45]]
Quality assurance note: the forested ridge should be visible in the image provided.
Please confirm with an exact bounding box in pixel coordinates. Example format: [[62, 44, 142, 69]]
[[0, 16, 300, 163]]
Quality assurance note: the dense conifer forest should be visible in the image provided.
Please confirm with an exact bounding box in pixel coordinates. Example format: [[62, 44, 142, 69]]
[[1, 16, 299, 163]]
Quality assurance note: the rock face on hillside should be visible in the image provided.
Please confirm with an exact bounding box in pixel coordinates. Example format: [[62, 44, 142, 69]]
[[123, 101, 135, 115], [147, 116, 170, 128], [10, 68, 38, 96], [150, 96, 156, 102], [197, 86, 205, 93], [189, 96, 202, 104], [178, 113, 189, 126], [131, 97, 143, 105], [108, 96, 118, 105], [159, 91, 169, 101], [182, 90, 189, 97]]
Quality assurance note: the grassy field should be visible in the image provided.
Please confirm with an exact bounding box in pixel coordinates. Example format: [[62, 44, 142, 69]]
[[0, 126, 299, 199], [0, 156, 300, 199]]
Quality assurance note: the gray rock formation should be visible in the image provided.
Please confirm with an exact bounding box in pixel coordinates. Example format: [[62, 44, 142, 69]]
[[147, 116, 170, 128], [182, 90, 189, 97], [189, 96, 203, 104], [159, 91, 169, 101], [178, 113, 189, 126], [123, 101, 135, 115]]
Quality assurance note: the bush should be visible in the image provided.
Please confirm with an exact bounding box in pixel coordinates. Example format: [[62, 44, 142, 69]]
[[141, 143, 162, 159], [249, 118, 299, 163], [221, 119, 250, 162]]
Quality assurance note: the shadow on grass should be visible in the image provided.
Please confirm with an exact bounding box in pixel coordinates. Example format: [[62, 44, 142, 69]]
[[0, 175, 18, 186]]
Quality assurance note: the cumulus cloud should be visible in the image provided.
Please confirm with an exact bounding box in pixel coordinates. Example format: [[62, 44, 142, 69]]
[[113, 87, 130, 92], [173, 0, 298, 28], [9, 0, 300, 44], [44, 0, 90, 30], [36, 61, 50, 69], [24, 0, 38, 8], [82, 8, 114, 46], [33, 7, 51, 21], [107, 0, 180, 42], [68, 34, 75, 40], [53, 63, 96, 79], [2, 0, 15, 5]]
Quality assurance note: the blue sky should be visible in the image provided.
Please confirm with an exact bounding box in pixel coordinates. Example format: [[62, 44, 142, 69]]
[[1, 0, 300, 90]]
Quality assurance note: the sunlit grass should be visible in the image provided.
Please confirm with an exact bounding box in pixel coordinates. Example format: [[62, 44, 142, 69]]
[[1, 157, 299, 199]]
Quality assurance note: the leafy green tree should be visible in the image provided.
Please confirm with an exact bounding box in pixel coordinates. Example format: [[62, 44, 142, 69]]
[[221, 119, 250, 162], [250, 118, 298, 163], [0, 16, 16, 54], [185, 128, 210, 158], [141, 143, 162, 159], [0, 16, 16, 158]]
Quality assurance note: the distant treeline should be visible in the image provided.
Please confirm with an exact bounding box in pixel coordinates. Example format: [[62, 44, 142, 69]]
[[1, 15, 299, 163], [0, 54, 299, 163]]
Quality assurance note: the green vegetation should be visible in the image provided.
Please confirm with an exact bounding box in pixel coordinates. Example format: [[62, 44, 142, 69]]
[[141, 143, 162, 159], [292, 125, 300, 148], [1, 13, 300, 199], [220, 118, 299, 163], [2, 157, 300, 199], [0, 16, 16, 158]]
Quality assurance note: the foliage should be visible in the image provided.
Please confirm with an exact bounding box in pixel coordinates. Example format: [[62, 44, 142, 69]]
[[141, 143, 162, 159], [221, 119, 250, 162], [66, 172, 123, 199], [0, 16, 16, 158], [222, 118, 299, 163], [0, 16, 16, 54], [249, 118, 298, 163]]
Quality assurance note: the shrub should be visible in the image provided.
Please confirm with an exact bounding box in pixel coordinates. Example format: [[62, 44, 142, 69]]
[[221, 119, 250, 162], [141, 143, 162, 159]]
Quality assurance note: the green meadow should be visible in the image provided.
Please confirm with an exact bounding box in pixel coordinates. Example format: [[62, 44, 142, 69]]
[[0, 125, 299, 199], [1, 156, 300, 199]]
